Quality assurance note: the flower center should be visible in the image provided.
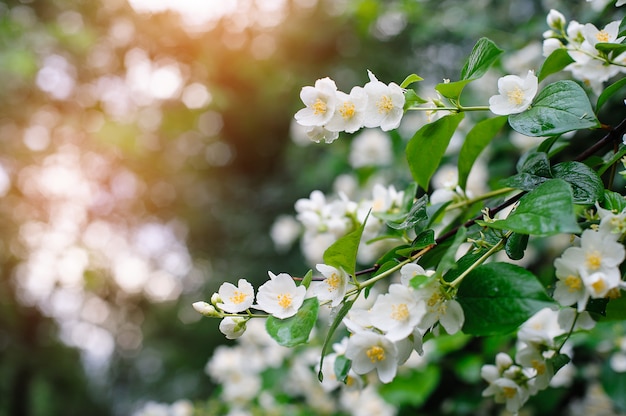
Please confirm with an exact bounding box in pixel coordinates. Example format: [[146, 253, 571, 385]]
[[502, 386, 517, 399], [377, 95, 394, 114], [565, 275, 581, 292], [326, 273, 341, 291], [229, 290, 248, 304], [591, 278, 606, 294], [586, 251, 602, 271], [531, 359, 546, 375], [391, 303, 409, 321], [507, 86, 525, 105], [313, 98, 327, 115], [277, 293, 293, 309], [366, 345, 386, 363], [339, 101, 356, 119], [427, 292, 441, 308], [596, 30, 610, 43]]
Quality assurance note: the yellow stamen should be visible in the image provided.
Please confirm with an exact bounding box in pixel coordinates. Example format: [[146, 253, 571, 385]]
[[531, 359, 546, 375], [591, 279, 606, 294], [427, 292, 441, 308], [366, 345, 385, 363], [277, 293, 293, 309], [325, 273, 341, 291], [507, 86, 525, 105], [596, 30, 610, 43], [229, 290, 248, 304], [586, 251, 602, 271], [391, 303, 409, 321], [565, 275, 582, 292], [502, 386, 517, 399], [377, 95, 394, 114], [339, 102, 356, 119], [312, 98, 327, 115]]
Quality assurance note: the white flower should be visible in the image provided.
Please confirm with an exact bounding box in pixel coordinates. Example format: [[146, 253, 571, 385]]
[[326, 86, 368, 133], [517, 307, 563, 347], [553, 256, 588, 311], [294, 77, 338, 127], [255, 271, 306, 319], [309, 263, 350, 307], [270, 215, 301, 253], [304, 125, 340, 144], [515, 345, 553, 392], [219, 317, 248, 339], [400, 263, 429, 287], [543, 38, 563, 57], [561, 229, 624, 276], [482, 376, 530, 413], [583, 21, 623, 48], [344, 330, 399, 383], [362, 70, 405, 131], [348, 129, 393, 168], [489, 70, 538, 115], [216, 278, 255, 313], [416, 280, 465, 335], [369, 284, 425, 341]]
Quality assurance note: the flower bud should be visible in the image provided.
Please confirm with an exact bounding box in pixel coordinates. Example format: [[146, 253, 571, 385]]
[[542, 38, 563, 57], [495, 352, 513, 370], [210, 292, 221, 307], [219, 317, 247, 339], [192, 301, 220, 317], [547, 9, 566, 31]]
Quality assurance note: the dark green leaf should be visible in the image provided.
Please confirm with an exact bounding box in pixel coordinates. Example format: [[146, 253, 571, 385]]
[[461, 37, 503, 81], [334, 355, 352, 383], [387, 195, 428, 230], [458, 116, 507, 190], [379, 365, 441, 407], [596, 77, 626, 112], [324, 212, 369, 276], [435, 227, 467, 277], [480, 179, 581, 236], [603, 190, 626, 213], [548, 353, 571, 373], [538, 48, 574, 82], [595, 42, 626, 56], [552, 161, 604, 205], [406, 113, 465, 190], [602, 293, 626, 321], [318, 297, 356, 382], [414, 229, 436, 250], [509, 80, 600, 137], [457, 262, 556, 335], [266, 297, 319, 347], [499, 172, 548, 190], [505, 232, 529, 260], [443, 248, 487, 283], [517, 152, 552, 176]]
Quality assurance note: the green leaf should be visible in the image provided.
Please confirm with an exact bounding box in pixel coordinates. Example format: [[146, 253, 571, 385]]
[[538, 48, 574, 82], [379, 365, 440, 407], [458, 116, 507, 190], [406, 113, 465, 190], [334, 355, 351, 383], [400, 73, 424, 88], [597, 77, 626, 112], [318, 297, 356, 382], [300, 269, 313, 289], [457, 262, 556, 335], [266, 297, 319, 347], [602, 293, 626, 321], [505, 232, 529, 260], [517, 151, 552, 177], [509, 80, 600, 137], [603, 190, 626, 213], [481, 179, 581, 236], [323, 212, 369, 276], [403, 89, 428, 110], [435, 79, 471, 100], [595, 42, 626, 56], [414, 229, 436, 250], [552, 161, 604, 205], [435, 227, 467, 278], [387, 195, 428, 230], [461, 37, 503, 81]]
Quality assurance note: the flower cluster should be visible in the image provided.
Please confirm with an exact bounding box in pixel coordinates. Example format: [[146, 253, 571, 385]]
[[552, 205, 626, 312], [543, 8, 626, 94], [338, 263, 464, 383], [294, 71, 406, 143], [481, 308, 595, 413]]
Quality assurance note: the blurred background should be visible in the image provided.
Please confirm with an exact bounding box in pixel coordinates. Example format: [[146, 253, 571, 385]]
[[0, 0, 620, 415]]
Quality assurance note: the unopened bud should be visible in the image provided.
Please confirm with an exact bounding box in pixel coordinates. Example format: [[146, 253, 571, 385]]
[[210, 293, 221, 306], [495, 352, 513, 370], [219, 317, 248, 339], [192, 301, 220, 317], [547, 9, 566, 31]]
